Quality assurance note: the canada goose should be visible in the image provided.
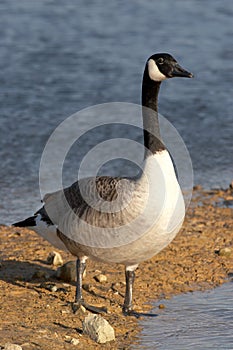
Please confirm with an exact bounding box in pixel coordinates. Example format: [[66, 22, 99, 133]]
[[13, 53, 193, 316]]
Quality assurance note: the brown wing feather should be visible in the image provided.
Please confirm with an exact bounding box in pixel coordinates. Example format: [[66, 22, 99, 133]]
[[38, 176, 128, 226]]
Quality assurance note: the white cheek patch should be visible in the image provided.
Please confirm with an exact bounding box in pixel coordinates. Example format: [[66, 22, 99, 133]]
[[148, 59, 167, 82]]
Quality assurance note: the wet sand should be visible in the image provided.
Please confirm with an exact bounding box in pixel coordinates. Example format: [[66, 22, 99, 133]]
[[0, 187, 232, 349]]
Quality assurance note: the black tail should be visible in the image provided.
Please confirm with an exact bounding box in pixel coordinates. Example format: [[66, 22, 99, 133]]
[[12, 215, 37, 228]]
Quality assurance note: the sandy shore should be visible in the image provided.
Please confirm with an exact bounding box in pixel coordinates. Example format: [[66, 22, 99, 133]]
[[0, 187, 232, 349]]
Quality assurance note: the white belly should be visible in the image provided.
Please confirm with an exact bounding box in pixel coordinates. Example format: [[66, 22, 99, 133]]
[[62, 150, 185, 265]]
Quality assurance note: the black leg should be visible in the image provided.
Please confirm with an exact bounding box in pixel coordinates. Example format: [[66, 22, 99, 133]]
[[72, 257, 107, 314], [123, 269, 135, 315], [122, 267, 158, 318], [74, 258, 86, 304]]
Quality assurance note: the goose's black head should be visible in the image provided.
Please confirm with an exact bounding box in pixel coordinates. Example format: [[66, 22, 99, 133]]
[[147, 53, 193, 82]]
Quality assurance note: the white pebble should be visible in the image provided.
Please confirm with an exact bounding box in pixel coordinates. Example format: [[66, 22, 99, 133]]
[[95, 273, 107, 283], [83, 314, 115, 343], [47, 251, 63, 266]]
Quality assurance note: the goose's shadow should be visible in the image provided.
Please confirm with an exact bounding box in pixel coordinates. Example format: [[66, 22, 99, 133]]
[[0, 259, 158, 318], [0, 259, 61, 286], [131, 311, 158, 318]]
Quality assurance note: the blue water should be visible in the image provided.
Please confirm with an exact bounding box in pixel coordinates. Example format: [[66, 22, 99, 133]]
[[137, 282, 233, 350]]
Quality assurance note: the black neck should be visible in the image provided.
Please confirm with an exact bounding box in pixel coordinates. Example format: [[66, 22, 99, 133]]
[[142, 68, 166, 156]]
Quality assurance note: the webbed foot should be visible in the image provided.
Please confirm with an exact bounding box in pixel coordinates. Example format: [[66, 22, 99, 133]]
[[72, 299, 107, 314]]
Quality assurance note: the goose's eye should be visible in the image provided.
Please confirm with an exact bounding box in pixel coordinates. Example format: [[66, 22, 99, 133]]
[[157, 58, 164, 65]]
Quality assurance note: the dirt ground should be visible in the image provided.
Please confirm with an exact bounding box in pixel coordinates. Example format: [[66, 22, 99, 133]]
[[0, 186, 233, 349]]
